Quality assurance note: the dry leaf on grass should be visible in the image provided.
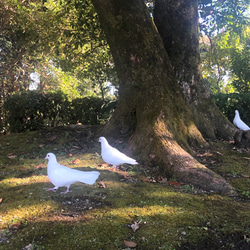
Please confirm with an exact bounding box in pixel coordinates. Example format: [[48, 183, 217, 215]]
[[35, 164, 44, 169], [98, 181, 106, 188], [169, 181, 182, 186], [158, 178, 168, 184], [0, 198, 2, 203], [12, 222, 21, 229], [7, 153, 17, 159], [242, 174, 250, 178], [72, 159, 81, 164], [23, 243, 32, 250], [47, 136, 57, 141], [124, 240, 137, 248], [98, 163, 109, 168], [131, 221, 140, 232]]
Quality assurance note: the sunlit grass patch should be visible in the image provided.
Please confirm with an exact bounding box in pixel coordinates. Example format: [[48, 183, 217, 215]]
[[0, 129, 250, 249]]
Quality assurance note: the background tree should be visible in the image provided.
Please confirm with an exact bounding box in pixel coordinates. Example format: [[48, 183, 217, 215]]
[[154, 0, 236, 140], [199, 0, 250, 94], [0, 0, 116, 97], [0, 0, 116, 129], [91, 0, 235, 193], [2, 0, 249, 192], [231, 43, 250, 92]]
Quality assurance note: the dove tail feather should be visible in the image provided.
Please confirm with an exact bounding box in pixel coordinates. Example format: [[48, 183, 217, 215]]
[[127, 159, 138, 165], [78, 171, 100, 185]]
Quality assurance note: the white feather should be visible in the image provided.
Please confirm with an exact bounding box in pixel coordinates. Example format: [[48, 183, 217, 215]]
[[45, 153, 100, 193], [99, 137, 138, 169], [233, 110, 250, 131]]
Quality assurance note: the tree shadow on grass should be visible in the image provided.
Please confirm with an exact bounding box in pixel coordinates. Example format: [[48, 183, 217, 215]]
[[1, 167, 250, 250]]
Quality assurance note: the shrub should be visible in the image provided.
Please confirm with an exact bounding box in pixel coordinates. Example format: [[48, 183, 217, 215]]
[[3, 91, 70, 132], [69, 97, 116, 125], [3, 91, 116, 132], [213, 92, 250, 125]]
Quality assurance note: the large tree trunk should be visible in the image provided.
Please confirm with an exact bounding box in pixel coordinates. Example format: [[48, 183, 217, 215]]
[[91, 0, 235, 194], [154, 0, 236, 139]]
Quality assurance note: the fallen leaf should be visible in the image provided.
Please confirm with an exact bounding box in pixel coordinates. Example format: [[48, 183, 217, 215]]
[[124, 240, 137, 248], [0, 198, 2, 203], [24, 243, 32, 250], [7, 153, 17, 159], [241, 174, 250, 178], [72, 159, 81, 164], [149, 154, 156, 159], [122, 175, 133, 179], [35, 164, 43, 169], [12, 222, 21, 229], [216, 151, 222, 155], [131, 221, 140, 232], [169, 181, 182, 186], [47, 136, 57, 141], [39, 144, 45, 148], [158, 178, 168, 184], [98, 181, 106, 188], [98, 163, 109, 168]]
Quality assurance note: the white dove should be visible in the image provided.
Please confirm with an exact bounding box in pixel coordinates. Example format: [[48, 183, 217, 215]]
[[45, 153, 100, 194], [233, 110, 250, 131], [99, 137, 138, 170]]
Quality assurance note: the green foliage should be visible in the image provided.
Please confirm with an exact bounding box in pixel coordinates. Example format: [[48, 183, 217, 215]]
[[0, 130, 250, 249], [231, 44, 250, 92], [3, 91, 70, 132], [40, 0, 117, 96], [199, 1, 250, 94], [213, 92, 250, 124], [0, 0, 116, 99], [69, 97, 117, 125], [3, 91, 116, 132], [199, 0, 250, 36]]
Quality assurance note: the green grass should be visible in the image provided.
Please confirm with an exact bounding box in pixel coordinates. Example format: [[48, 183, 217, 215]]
[[0, 127, 250, 249]]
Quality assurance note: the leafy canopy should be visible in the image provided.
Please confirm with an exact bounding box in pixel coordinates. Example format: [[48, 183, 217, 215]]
[[199, 0, 250, 93]]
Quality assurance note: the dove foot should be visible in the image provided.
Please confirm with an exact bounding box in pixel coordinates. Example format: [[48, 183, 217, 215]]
[[109, 168, 118, 172], [108, 165, 118, 171], [61, 189, 71, 194], [46, 188, 57, 192]]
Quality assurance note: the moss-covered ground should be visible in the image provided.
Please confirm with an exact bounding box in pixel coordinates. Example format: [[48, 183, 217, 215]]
[[0, 126, 250, 249]]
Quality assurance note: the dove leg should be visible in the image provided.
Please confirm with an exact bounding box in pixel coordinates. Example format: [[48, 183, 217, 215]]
[[46, 187, 58, 192], [61, 186, 71, 194], [109, 165, 117, 171]]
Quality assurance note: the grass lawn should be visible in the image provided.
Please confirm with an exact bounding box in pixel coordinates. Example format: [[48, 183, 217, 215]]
[[0, 126, 250, 249]]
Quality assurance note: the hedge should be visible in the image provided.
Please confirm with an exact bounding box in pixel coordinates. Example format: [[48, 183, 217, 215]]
[[3, 91, 116, 132], [4, 91, 249, 133], [213, 92, 250, 125]]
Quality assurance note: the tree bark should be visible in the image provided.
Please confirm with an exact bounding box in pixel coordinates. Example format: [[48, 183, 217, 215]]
[[154, 0, 236, 139], [91, 0, 235, 194]]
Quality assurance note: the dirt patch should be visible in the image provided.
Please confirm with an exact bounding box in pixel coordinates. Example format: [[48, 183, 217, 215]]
[[52, 193, 110, 215]]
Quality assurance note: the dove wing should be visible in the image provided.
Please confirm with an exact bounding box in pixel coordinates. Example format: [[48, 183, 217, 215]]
[[103, 145, 138, 165], [234, 118, 250, 130], [48, 163, 99, 187]]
